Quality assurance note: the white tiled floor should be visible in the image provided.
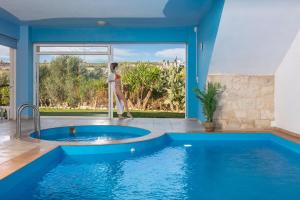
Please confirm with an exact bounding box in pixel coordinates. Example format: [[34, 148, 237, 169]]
[[0, 118, 203, 164]]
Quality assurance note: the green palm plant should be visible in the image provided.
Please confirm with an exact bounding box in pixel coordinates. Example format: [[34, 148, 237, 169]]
[[193, 82, 222, 123]]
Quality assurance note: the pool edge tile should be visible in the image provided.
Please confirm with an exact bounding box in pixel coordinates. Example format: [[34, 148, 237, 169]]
[[0, 145, 58, 180]]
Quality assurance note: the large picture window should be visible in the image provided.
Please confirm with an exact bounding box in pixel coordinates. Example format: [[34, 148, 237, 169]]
[[34, 43, 186, 118]]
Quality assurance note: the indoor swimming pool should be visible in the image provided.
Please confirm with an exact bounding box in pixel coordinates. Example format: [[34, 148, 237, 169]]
[[2, 133, 300, 200]]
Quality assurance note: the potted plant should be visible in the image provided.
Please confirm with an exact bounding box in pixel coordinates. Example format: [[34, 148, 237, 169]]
[[193, 82, 222, 132]]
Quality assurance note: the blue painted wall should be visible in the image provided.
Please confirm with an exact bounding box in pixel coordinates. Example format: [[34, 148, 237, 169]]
[[30, 27, 189, 43], [186, 29, 198, 118], [0, 12, 19, 48], [16, 26, 33, 114], [196, 0, 225, 121], [29, 26, 199, 118], [0, 16, 19, 40]]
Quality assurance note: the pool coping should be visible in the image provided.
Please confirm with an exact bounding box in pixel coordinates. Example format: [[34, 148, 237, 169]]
[[23, 124, 157, 146], [0, 127, 300, 180]]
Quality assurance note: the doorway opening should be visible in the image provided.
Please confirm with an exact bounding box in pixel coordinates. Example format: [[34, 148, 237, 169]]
[[111, 44, 186, 118], [34, 43, 186, 118]]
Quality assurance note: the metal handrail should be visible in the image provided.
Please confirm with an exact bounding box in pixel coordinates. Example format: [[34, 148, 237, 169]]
[[16, 104, 40, 138]]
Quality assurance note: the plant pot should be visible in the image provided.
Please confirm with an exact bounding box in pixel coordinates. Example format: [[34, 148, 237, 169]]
[[203, 122, 215, 132]]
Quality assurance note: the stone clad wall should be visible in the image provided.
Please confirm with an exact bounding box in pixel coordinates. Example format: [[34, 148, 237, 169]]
[[207, 75, 274, 130]]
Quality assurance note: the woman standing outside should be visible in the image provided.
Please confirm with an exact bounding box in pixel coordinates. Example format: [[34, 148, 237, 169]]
[[108, 63, 133, 119]]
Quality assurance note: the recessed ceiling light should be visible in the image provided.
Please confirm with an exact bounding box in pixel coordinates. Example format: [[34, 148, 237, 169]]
[[96, 20, 107, 26]]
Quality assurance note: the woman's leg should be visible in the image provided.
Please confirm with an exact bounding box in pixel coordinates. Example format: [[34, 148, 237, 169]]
[[116, 89, 132, 118], [114, 89, 124, 119]]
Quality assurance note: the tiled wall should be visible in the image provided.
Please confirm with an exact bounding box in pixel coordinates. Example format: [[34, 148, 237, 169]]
[[208, 75, 274, 130]]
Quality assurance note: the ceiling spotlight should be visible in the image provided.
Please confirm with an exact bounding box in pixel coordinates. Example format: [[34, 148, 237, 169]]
[[96, 20, 107, 26]]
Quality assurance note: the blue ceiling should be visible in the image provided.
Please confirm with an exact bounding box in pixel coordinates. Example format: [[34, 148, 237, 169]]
[[0, 0, 213, 27]]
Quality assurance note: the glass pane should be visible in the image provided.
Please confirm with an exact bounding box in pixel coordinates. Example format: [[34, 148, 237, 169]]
[[38, 54, 109, 117], [111, 44, 186, 118], [38, 46, 108, 53], [0, 45, 10, 120], [0, 45, 10, 106]]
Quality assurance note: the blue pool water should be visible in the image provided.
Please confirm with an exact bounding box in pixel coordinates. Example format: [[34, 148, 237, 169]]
[[2, 133, 300, 199], [30, 125, 150, 141]]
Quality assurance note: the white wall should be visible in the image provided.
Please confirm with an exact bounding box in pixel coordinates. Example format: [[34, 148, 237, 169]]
[[209, 0, 300, 75], [275, 30, 300, 133], [208, 0, 300, 133]]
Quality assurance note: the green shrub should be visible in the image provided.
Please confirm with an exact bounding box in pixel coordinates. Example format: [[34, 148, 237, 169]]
[[193, 82, 222, 122]]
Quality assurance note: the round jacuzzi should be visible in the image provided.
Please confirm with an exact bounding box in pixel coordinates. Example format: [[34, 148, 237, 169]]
[[30, 125, 151, 142]]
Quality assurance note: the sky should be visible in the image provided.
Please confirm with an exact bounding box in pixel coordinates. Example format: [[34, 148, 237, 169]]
[[113, 44, 186, 62], [38, 44, 186, 63]]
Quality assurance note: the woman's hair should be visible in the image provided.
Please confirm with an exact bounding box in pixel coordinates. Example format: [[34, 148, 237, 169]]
[[110, 62, 118, 72]]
